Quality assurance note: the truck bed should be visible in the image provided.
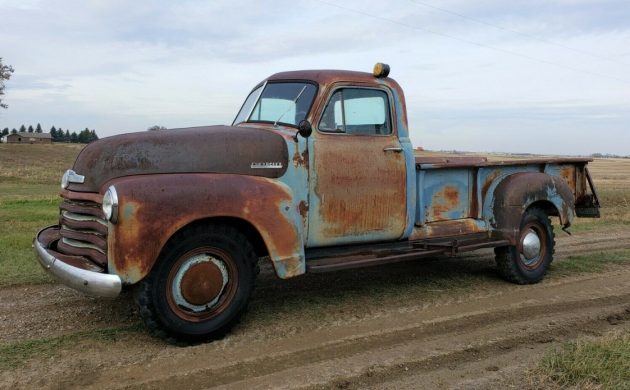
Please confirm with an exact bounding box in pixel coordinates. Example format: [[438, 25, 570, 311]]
[[413, 154, 597, 228]]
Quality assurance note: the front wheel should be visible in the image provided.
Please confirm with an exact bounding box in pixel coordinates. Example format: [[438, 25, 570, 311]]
[[495, 207, 555, 284], [134, 224, 257, 344]]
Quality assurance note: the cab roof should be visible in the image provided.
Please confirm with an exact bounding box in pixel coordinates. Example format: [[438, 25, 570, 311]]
[[267, 69, 391, 86]]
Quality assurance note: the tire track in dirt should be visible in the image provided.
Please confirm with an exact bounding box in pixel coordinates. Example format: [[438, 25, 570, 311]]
[[304, 304, 630, 390], [125, 298, 630, 390], [1, 228, 629, 390], [86, 269, 630, 389]]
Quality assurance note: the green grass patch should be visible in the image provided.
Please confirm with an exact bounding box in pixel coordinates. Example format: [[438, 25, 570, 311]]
[[0, 199, 61, 287], [570, 220, 630, 233], [0, 144, 80, 286], [0, 323, 143, 371], [535, 330, 630, 389], [552, 249, 630, 275]]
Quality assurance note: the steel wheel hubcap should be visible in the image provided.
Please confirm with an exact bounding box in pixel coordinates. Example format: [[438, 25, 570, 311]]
[[171, 254, 229, 313], [521, 229, 542, 264]]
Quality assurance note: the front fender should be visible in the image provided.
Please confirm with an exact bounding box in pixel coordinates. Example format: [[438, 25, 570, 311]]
[[488, 172, 575, 244], [105, 173, 305, 284]]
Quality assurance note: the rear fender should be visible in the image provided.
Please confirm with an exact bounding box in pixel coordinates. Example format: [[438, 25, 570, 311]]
[[487, 172, 575, 244], [105, 173, 305, 284]]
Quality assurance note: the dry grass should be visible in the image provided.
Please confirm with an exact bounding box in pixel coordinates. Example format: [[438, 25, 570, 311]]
[[573, 158, 630, 232], [531, 330, 630, 389], [0, 143, 84, 200]]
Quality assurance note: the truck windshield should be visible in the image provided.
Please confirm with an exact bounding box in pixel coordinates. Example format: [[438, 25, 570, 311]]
[[233, 82, 317, 127]]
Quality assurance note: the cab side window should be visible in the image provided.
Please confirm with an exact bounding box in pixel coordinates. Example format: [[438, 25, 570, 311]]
[[319, 88, 391, 135]]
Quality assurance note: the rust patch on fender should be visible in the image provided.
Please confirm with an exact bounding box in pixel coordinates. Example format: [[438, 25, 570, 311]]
[[428, 186, 460, 221], [107, 174, 303, 283], [292, 148, 309, 169]]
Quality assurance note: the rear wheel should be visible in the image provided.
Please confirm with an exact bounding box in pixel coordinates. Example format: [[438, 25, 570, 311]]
[[495, 207, 555, 284], [134, 224, 257, 344]]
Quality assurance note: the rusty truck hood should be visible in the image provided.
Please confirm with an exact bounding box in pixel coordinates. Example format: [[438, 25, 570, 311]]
[[68, 125, 288, 192]]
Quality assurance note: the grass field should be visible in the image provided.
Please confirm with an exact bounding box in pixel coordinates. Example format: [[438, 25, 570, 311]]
[[0, 144, 83, 286]]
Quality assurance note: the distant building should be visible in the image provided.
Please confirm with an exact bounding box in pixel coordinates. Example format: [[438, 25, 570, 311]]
[[1, 133, 52, 144]]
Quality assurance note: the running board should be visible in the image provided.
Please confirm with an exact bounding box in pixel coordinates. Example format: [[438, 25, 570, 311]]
[[306, 236, 510, 273]]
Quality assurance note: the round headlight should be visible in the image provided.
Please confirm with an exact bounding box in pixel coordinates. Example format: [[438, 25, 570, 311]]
[[102, 186, 119, 223]]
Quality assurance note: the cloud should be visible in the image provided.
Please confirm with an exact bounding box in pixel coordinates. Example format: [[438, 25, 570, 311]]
[[8, 74, 71, 91], [0, 0, 628, 154]]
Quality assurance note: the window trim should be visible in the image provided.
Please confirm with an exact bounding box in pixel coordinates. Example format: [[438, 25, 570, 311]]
[[316, 84, 396, 137], [235, 80, 319, 129], [232, 81, 266, 126]]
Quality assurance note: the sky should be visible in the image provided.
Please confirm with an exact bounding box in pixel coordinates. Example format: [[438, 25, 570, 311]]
[[1, 0, 629, 155]]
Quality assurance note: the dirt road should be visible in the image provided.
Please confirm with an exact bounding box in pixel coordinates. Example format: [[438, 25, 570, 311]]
[[1, 229, 629, 389]]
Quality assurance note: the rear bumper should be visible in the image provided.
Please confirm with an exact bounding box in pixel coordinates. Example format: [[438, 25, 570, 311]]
[[34, 226, 122, 298]]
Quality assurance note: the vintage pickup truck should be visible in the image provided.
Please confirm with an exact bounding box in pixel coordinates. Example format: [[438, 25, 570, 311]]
[[35, 64, 600, 343]]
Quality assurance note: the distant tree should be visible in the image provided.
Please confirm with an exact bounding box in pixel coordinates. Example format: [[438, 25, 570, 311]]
[[1, 128, 8, 136], [82, 128, 99, 143], [147, 125, 167, 131], [65, 130, 70, 142], [11, 128, 17, 134], [27, 125, 34, 133], [35, 123, 43, 133], [0, 57, 14, 109], [19, 124, 26, 132], [78, 128, 90, 143], [50, 126, 57, 141], [70, 131, 78, 143]]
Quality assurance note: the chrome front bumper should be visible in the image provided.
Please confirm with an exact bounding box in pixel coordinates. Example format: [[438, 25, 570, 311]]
[[34, 226, 122, 298]]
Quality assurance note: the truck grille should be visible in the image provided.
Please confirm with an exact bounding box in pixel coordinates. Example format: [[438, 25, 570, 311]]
[[58, 196, 108, 267]]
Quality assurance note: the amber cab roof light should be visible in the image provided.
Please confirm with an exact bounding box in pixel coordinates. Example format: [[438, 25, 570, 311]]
[[373, 63, 390, 78]]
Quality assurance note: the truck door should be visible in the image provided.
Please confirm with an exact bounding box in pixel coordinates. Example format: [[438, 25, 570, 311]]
[[306, 86, 407, 247]]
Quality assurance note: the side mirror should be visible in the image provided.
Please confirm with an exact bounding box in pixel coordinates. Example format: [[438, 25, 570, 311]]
[[297, 120, 312, 139]]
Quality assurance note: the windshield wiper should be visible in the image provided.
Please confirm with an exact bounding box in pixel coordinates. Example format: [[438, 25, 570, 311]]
[[274, 86, 307, 127]]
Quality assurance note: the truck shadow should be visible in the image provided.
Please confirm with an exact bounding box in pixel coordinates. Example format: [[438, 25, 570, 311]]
[[245, 249, 506, 327]]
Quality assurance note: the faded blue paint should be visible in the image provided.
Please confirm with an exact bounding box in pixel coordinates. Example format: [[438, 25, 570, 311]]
[[480, 165, 540, 226], [400, 138, 417, 238], [419, 168, 470, 224], [388, 84, 418, 240], [479, 163, 577, 231], [415, 170, 426, 224], [544, 182, 576, 226], [252, 127, 309, 278]]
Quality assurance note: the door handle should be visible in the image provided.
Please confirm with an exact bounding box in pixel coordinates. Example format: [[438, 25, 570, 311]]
[[383, 147, 403, 153]]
